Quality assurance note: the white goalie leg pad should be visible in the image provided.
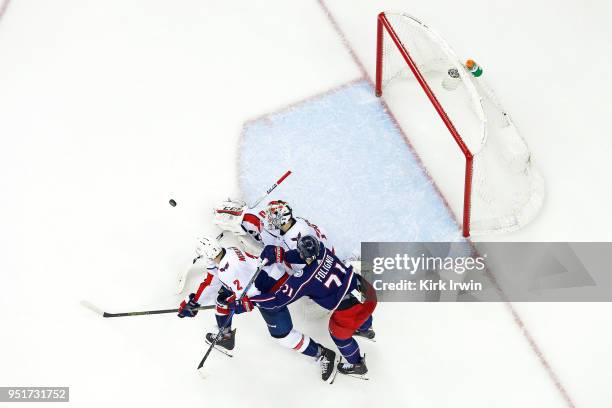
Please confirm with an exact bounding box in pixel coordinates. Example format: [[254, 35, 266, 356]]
[[277, 329, 311, 353]]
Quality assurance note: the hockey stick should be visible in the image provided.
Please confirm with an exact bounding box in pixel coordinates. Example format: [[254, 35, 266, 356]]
[[248, 170, 292, 209], [80, 300, 214, 318], [196, 260, 267, 371]]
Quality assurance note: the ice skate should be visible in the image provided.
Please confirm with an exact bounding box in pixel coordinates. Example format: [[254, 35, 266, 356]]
[[355, 327, 376, 342], [205, 328, 236, 357], [316, 346, 338, 384], [337, 355, 369, 380]]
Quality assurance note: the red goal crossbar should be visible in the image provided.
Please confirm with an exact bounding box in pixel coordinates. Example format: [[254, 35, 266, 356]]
[[375, 12, 474, 237]]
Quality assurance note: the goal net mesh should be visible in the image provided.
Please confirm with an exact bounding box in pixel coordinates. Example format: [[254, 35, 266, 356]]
[[378, 12, 544, 235]]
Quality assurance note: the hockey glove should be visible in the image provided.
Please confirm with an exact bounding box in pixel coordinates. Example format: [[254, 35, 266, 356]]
[[178, 293, 201, 318], [229, 296, 254, 315], [260, 245, 284, 265]]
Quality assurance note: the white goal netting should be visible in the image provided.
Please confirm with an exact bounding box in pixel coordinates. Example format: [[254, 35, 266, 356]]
[[378, 12, 544, 236]]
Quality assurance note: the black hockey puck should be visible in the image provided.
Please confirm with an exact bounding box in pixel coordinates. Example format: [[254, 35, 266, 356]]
[[169, 199, 177, 207]]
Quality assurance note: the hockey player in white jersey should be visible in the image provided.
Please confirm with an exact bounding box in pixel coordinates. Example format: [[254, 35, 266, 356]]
[[177, 236, 338, 382], [247, 200, 333, 257], [214, 199, 337, 320], [214, 199, 334, 272]]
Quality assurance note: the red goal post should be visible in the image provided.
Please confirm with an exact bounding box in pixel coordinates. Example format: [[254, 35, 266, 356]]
[[375, 12, 544, 237]]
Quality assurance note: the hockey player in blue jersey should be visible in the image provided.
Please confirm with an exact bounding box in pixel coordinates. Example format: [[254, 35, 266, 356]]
[[230, 235, 377, 377]]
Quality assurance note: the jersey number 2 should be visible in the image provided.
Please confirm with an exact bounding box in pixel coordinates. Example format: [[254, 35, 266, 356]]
[[233, 279, 243, 291]]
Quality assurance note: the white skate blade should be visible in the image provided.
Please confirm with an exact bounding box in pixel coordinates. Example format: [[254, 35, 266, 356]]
[[328, 369, 338, 384], [327, 355, 341, 385], [344, 373, 369, 381]]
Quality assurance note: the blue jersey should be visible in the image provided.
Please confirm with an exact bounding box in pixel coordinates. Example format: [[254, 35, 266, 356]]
[[251, 244, 357, 312]]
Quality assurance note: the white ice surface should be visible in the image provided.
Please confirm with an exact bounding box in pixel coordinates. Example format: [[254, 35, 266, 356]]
[[1, 0, 611, 407]]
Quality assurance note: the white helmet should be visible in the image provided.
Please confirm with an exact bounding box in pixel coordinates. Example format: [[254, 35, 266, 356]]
[[195, 236, 222, 260], [265, 200, 293, 229]]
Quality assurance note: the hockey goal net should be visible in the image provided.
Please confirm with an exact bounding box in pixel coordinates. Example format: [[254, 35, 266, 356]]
[[376, 12, 544, 237]]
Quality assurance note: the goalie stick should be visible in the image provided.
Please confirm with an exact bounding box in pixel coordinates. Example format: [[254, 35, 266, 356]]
[[80, 300, 214, 318], [248, 169, 292, 209]]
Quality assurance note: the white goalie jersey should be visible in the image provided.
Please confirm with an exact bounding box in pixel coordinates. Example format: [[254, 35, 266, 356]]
[[244, 213, 333, 252], [212, 199, 334, 272], [242, 213, 334, 273]]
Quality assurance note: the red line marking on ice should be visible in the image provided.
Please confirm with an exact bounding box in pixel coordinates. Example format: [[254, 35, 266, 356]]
[[506, 303, 576, 407], [237, 78, 363, 192], [316, 0, 368, 78], [241, 78, 363, 128], [0, 0, 10, 22], [316, 1, 577, 407]]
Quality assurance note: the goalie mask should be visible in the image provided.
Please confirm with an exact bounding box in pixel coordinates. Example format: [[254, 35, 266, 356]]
[[195, 236, 222, 260], [265, 200, 293, 229]]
